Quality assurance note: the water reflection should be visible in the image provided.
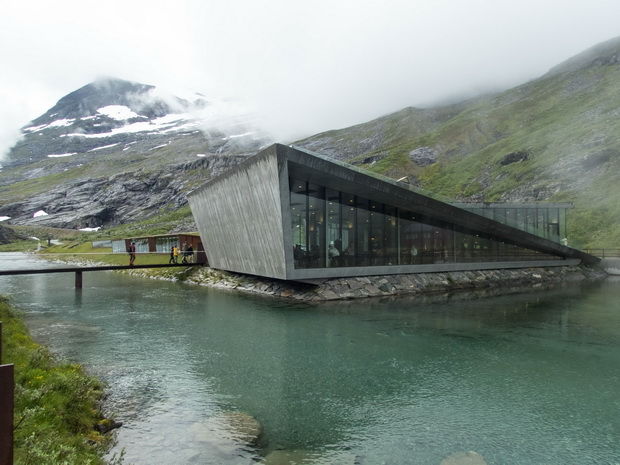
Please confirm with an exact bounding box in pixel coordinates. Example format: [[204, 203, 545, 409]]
[[1, 254, 619, 464]]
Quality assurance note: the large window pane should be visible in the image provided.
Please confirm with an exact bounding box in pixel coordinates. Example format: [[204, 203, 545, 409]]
[[307, 183, 324, 267], [326, 189, 342, 267], [289, 178, 561, 270], [356, 197, 370, 266], [341, 193, 356, 266]]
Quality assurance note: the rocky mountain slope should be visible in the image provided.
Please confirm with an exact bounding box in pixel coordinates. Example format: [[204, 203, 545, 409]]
[[2, 37, 620, 248], [0, 78, 271, 230]]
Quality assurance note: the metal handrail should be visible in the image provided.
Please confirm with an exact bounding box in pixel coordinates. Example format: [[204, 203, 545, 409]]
[[584, 249, 620, 258]]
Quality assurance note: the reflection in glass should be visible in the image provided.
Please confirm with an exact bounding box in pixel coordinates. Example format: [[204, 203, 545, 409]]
[[290, 178, 559, 269]]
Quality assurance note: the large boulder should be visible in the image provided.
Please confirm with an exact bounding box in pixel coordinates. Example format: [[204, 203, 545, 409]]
[[0, 224, 26, 244], [260, 449, 318, 464], [409, 146, 438, 166], [188, 411, 263, 462], [440, 451, 487, 465], [499, 149, 529, 165], [220, 411, 263, 445]]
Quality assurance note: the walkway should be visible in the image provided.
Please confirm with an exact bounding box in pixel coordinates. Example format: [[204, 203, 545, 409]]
[[0, 263, 195, 288]]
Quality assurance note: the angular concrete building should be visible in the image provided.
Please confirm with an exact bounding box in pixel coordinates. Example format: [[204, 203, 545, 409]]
[[187, 144, 598, 281]]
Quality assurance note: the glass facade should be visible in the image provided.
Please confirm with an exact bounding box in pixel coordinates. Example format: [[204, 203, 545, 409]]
[[453, 203, 568, 243], [290, 179, 560, 269]]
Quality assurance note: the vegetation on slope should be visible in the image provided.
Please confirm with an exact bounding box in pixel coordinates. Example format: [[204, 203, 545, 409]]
[[297, 39, 620, 249], [0, 295, 120, 464]]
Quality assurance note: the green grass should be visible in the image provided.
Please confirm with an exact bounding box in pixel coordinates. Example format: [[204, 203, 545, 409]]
[[1, 295, 120, 464], [0, 163, 92, 202], [0, 205, 195, 254], [0, 239, 40, 253], [40, 241, 198, 284], [85, 205, 195, 241], [42, 242, 163, 265]]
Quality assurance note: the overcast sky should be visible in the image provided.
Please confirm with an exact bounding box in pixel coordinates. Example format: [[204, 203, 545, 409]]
[[2, 0, 620, 158]]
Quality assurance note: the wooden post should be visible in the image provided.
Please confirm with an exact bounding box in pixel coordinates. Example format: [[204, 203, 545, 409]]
[[0, 321, 14, 465], [0, 365, 13, 465], [75, 271, 83, 289]]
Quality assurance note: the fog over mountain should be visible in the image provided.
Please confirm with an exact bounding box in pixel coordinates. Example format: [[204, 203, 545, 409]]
[[1, 36, 620, 249], [7, 78, 268, 166], [3, 0, 620, 160]]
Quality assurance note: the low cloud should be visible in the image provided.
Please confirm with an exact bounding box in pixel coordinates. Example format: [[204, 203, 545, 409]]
[[3, 0, 620, 158]]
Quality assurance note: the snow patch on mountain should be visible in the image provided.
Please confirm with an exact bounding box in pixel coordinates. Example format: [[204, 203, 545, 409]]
[[24, 118, 76, 133], [225, 131, 257, 140], [149, 142, 171, 151], [97, 105, 141, 120], [19, 79, 268, 153], [47, 153, 77, 158], [88, 143, 121, 152], [57, 112, 201, 139]]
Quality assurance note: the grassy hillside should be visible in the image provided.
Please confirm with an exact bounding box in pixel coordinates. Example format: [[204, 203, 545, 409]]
[[296, 39, 620, 249]]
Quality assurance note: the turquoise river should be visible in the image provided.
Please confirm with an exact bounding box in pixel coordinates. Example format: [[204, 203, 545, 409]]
[[1, 253, 619, 464]]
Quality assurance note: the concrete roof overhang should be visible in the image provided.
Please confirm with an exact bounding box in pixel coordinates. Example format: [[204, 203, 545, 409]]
[[282, 144, 600, 266]]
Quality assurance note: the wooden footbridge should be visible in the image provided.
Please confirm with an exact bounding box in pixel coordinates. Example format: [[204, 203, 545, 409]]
[[0, 263, 196, 288]]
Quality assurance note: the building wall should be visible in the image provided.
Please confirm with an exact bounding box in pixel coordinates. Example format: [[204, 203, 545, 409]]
[[188, 147, 287, 279], [188, 144, 598, 282]]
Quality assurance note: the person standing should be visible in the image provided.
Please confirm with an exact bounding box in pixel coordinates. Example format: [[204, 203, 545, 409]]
[[181, 242, 189, 264], [328, 244, 340, 267], [129, 242, 136, 266], [173, 245, 179, 264], [186, 244, 194, 263]]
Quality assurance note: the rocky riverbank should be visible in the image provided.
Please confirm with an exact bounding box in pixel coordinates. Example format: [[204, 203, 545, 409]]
[[125, 264, 608, 301]]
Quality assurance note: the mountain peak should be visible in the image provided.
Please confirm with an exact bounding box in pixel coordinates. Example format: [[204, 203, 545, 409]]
[[29, 77, 207, 127]]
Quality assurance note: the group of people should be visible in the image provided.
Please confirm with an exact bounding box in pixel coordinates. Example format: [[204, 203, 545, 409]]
[[127, 241, 195, 265], [169, 242, 194, 264]]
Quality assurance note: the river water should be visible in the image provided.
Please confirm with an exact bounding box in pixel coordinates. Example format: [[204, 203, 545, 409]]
[[1, 253, 619, 464]]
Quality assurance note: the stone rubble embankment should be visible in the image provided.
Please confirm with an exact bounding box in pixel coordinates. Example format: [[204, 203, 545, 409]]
[[126, 264, 608, 301]]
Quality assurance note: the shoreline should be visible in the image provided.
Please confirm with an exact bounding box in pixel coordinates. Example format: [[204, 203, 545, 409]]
[[27, 250, 609, 300], [0, 295, 117, 464], [124, 263, 609, 300]]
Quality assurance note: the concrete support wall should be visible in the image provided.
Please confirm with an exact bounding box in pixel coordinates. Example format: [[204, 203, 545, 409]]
[[288, 258, 582, 281], [188, 147, 287, 279]]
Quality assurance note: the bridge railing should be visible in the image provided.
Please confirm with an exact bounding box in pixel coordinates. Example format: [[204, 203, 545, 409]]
[[24, 250, 208, 266], [584, 249, 620, 258]]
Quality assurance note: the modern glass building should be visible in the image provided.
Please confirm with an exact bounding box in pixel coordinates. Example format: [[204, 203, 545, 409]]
[[187, 144, 598, 281]]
